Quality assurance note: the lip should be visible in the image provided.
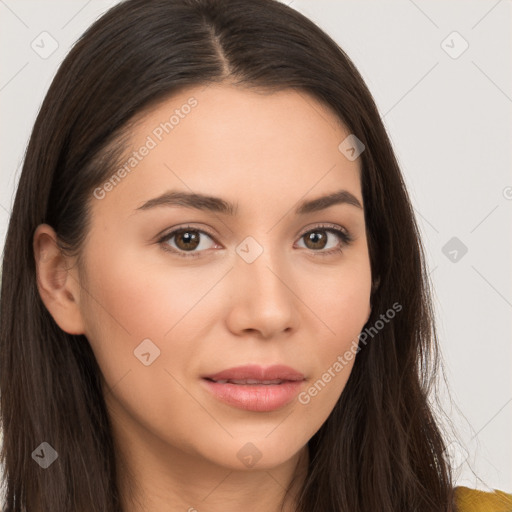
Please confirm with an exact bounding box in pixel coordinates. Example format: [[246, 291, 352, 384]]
[[201, 364, 305, 412]]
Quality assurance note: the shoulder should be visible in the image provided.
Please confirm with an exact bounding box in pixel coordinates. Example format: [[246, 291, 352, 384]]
[[454, 486, 512, 512]]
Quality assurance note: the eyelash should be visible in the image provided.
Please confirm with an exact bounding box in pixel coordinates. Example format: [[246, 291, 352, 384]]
[[157, 223, 353, 259]]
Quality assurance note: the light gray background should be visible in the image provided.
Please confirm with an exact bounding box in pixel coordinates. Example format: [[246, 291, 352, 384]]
[[1, 0, 511, 493]]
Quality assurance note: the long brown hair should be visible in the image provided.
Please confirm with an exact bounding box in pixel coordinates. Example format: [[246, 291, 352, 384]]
[[0, 0, 455, 510]]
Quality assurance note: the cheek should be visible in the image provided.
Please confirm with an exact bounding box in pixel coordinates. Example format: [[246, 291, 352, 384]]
[[304, 254, 372, 338], [79, 237, 234, 396], [81, 236, 218, 339], [78, 244, 221, 440], [297, 257, 371, 404]]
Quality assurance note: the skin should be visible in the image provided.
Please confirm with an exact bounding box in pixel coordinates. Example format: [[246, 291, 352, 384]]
[[33, 84, 372, 512]]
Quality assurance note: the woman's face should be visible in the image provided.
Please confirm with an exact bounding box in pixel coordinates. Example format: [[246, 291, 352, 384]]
[[70, 84, 372, 470]]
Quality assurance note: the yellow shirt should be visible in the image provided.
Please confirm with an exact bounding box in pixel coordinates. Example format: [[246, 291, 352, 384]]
[[455, 486, 512, 511]]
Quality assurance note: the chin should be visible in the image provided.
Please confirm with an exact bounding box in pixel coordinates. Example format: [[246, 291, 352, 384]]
[[196, 435, 307, 471]]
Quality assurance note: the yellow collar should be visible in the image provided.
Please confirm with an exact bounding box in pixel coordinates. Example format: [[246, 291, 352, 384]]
[[454, 486, 512, 512]]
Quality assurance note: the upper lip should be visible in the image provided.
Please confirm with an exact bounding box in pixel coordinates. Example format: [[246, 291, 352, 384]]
[[203, 364, 305, 383]]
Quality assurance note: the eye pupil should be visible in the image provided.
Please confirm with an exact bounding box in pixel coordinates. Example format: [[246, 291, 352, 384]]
[[176, 230, 200, 250], [305, 230, 327, 250]]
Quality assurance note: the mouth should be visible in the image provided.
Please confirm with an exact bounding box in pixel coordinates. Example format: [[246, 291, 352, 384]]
[[201, 365, 305, 412], [205, 378, 294, 385]]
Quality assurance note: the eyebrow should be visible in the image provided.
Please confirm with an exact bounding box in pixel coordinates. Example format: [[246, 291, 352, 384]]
[[135, 189, 363, 215]]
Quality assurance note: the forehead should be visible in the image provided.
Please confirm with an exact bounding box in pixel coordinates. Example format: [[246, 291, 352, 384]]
[[93, 84, 362, 215]]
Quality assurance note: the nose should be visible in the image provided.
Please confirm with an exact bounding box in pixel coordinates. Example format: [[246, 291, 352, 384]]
[[224, 242, 301, 340]]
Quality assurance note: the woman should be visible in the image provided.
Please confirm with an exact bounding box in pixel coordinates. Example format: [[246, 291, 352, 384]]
[[0, 0, 510, 511]]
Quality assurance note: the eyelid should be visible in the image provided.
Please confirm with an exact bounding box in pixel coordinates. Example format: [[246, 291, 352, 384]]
[[297, 222, 351, 240]]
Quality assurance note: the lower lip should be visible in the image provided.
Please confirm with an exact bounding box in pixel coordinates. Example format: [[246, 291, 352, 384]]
[[201, 379, 304, 412]]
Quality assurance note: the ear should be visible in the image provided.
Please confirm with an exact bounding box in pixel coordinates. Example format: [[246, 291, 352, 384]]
[[33, 224, 86, 335]]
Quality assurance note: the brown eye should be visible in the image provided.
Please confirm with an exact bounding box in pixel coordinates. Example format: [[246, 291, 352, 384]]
[[159, 226, 217, 257], [303, 230, 329, 250], [174, 229, 201, 251], [296, 225, 352, 256]]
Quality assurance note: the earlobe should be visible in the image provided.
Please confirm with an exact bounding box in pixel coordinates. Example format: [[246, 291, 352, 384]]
[[33, 224, 86, 335]]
